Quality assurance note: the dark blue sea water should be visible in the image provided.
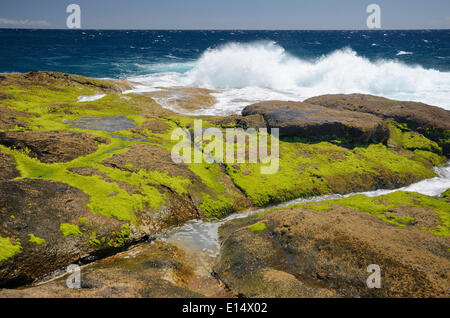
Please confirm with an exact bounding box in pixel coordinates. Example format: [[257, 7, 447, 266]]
[[1, 29, 449, 76], [1, 29, 449, 112]]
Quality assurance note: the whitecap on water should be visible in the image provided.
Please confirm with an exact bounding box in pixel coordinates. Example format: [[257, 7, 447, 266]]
[[396, 51, 413, 56]]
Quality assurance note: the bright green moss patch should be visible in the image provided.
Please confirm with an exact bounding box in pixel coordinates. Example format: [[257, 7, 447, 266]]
[[249, 222, 266, 232], [78, 217, 88, 224], [201, 194, 234, 219], [0, 237, 22, 261], [1, 84, 158, 127], [99, 164, 191, 197], [299, 202, 332, 212], [226, 139, 435, 207], [387, 121, 442, 155], [59, 223, 82, 236], [402, 132, 441, 153], [28, 234, 46, 245], [89, 239, 101, 246], [188, 162, 226, 193], [413, 150, 446, 166], [118, 224, 131, 240]]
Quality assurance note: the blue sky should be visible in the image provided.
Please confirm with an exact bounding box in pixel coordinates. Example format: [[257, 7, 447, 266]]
[[0, 0, 449, 29]]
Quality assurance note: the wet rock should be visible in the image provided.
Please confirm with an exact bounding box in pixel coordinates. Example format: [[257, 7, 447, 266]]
[[305, 94, 450, 154], [146, 87, 218, 112], [0, 179, 146, 287], [0, 241, 211, 298], [68, 116, 136, 132], [214, 198, 450, 298], [0, 130, 109, 163], [242, 101, 389, 144]]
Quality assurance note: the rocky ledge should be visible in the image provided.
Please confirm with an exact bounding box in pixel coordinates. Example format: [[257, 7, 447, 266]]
[[214, 191, 450, 298], [0, 71, 448, 296], [305, 94, 450, 155]]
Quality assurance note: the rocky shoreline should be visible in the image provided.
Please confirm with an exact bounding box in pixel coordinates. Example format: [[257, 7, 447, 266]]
[[0, 71, 448, 297]]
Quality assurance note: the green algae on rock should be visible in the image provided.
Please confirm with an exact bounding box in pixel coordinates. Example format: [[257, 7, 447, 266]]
[[59, 223, 82, 237], [27, 234, 46, 246], [225, 141, 438, 207], [0, 178, 148, 287], [259, 190, 450, 235], [387, 120, 443, 156], [214, 192, 450, 298], [249, 223, 266, 233], [0, 237, 22, 262]]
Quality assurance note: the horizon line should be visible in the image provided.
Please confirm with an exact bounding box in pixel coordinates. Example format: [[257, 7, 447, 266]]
[[1, 27, 449, 31]]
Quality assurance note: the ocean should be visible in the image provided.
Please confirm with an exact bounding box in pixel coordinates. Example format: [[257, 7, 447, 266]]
[[1, 29, 449, 114]]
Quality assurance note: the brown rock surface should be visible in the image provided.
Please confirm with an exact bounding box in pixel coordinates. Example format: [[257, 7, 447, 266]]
[[214, 205, 450, 298], [0, 130, 109, 163], [304, 94, 450, 132], [0, 106, 33, 130], [131, 118, 170, 135], [146, 87, 218, 112], [0, 150, 19, 181]]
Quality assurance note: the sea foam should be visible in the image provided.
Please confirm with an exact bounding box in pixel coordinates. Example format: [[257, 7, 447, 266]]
[[77, 94, 106, 102]]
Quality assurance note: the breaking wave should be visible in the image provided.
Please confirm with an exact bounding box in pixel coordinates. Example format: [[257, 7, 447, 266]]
[[127, 41, 450, 114]]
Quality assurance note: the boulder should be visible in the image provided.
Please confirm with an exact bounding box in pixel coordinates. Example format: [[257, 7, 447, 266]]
[[304, 94, 450, 154], [242, 101, 389, 144]]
